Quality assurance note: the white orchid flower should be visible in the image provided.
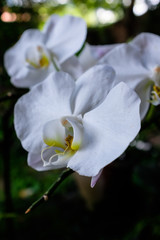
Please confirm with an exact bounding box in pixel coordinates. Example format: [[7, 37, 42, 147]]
[[14, 64, 141, 186], [99, 32, 160, 120], [4, 14, 87, 88]]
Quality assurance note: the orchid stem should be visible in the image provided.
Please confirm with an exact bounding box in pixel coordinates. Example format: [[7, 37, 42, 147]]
[[51, 58, 60, 71], [25, 168, 74, 214]]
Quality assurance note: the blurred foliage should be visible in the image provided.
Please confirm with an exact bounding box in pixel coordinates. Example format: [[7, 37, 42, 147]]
[[0, 0, 160, 240]]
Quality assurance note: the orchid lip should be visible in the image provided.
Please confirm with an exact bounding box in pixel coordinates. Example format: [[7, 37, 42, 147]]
[[25, 45, 50, 69], [41, 135, 75, 167], [41, 116, 83, 167]]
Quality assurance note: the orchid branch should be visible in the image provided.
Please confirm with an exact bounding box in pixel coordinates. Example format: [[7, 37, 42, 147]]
[[25, 168, 74, 214]]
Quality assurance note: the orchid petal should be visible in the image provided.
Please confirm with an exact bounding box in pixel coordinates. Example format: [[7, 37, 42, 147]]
[[100, 43, 149, 88], [42, 14, 60, 37], [89, 43, 120, 60], [61, 56, 84, 79], [99, 43, 151, 119], [14, 72, 75, 153], [73, 64, 115, 116], [45, 15, 87, 63], [78, 43, 97, 72], [135, 79, 152, 120], [91, 169, 103, 188], [68, 82, 141, 177], [130, 32, 160, 70], [10, 64, 53, 88]]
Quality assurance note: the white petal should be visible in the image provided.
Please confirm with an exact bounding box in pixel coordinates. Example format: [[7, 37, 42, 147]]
[[10, 64, 53, 88], [99, 43, 151, 119], [88, 43, 120, 60], [68, 82, 141, 177], [4, 29, 45, 78], [73, 64, 115, 116], [45, 15, 87, 63], [61, 56, 84, 79], [135, 79, 152, 120], [130, 32, 160, 69], [100, 43, 149, 88], [42, 14, 60, 36], [14, 72, 75, 153], [78, 43, 97, 72], [91, 169, 103, 188]]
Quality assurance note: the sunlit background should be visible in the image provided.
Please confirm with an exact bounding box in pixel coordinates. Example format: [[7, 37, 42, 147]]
[[1, 0, 160, 240], [1, 0, 160, 25]]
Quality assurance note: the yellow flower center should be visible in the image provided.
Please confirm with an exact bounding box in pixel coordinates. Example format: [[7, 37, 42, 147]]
[[153, 85, 160, 97], [150, 84, 160, 106], [65, 135, 74, 150], [26, 45, 50, 69], [39, 55, 50, 68]]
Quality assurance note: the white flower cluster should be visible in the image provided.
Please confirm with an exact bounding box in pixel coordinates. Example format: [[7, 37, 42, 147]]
[[4, 14, 160, 187]]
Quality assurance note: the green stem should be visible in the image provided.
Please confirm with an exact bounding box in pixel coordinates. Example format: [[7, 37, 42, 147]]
[[25, 168, 74, 214], [52, 58, 60, 72]]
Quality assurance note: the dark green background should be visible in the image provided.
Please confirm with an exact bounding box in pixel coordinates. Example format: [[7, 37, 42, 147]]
[[0, 1, 160, 239]]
